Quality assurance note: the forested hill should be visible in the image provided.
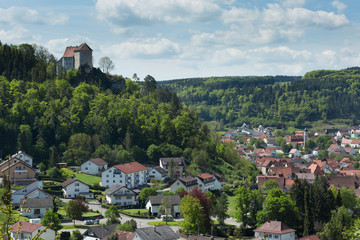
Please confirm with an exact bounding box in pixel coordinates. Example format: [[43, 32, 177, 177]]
[[0, 42, 257, 183], [160, 68, 360, 128]]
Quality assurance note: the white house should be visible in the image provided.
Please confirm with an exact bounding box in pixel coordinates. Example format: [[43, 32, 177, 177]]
[[159, 157, 186, 177], [11, 221, 55, 240], [105, 184, 138, 205], [254, 221, 296, 240], [61, 178, 93, 199], [11, 151, 33, 167], [80, 158, 108, 176], [170, 176, 198, 193], [12, 180, 43, 205], [148, 166, 168, 181], [21, 198, 54, 219], [196, 173, 222, 192], [289, 149, 300, 158], [145, 195, 181, 217], [101, 161, 148, 188]]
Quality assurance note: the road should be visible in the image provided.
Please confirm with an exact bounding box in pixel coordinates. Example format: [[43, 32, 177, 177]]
[[59, 199, 240, 235]]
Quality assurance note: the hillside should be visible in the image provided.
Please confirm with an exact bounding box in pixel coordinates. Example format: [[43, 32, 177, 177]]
[[160, 68, 360, 128]]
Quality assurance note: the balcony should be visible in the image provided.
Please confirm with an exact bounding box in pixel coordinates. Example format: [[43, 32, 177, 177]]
[[14, 170, 28, 173], [135, 175, 140, 178]]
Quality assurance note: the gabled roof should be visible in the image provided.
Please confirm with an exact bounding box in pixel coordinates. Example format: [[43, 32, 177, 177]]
[[114, 161, 148, 174], [115, 230, 136, 240], [160, 157, 186, 166], [254, 220, 295, 234], [105, 184, 136, 196], [146, 195, 181, 205], [1, 159, 36, 173], [25, 188, 51, 198], [135, 225, 179, 240], [61, 178, 88, 187], [22, 198, 53, 208], [89, 158, 107, 166], [62, 43, 92, 58], [84, 224, 118, 239], [197, 173, 213, 180], [152, 166, 168, 176], [11, 221, 42, 233], [178, 176, 198, 187]]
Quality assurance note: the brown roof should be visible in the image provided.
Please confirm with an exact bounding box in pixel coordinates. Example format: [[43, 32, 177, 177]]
[[61, 178, 88, 187], [62, 46, 78, 58], [114, 161, 148, 174], [299, 235, 320, 240], [197, 173, 213, 180], [114, 230, 136, 240], [179, 176, 197, 183], [254, 220, 295, 234], [62, 43, 92, 58], [257, 176, 285, 189], [11, 221, 42, 233], [89, 158, 107, 166], [327, 175, 357, 188]]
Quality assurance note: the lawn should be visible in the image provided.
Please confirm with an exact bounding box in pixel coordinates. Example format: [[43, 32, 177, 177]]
[[147, 221, 183, 226], [74, 172, 102, 185], [62, 224, 94, 229], [57, 206, 102, 219], [227, 195, 237, 218], [121, 209, 148, 215]]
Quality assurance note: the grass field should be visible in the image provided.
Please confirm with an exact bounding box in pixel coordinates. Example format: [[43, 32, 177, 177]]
[[74, 172, 102, 185], [227, 195, 237, 218], [57, 207, 102, 219], [147, 220, 183, 226], [62, 224, 95, 229], [121, 209, 148, 215]]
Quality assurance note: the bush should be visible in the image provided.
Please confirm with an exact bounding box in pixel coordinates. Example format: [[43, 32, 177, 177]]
[[101, 203, 111, 209], [92, 183, 106, 191], [76, 195, 86, 201], [60, 231, 71, 240]]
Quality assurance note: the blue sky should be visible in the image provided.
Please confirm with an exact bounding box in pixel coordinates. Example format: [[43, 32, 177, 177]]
[[0, 0, 360, 80]]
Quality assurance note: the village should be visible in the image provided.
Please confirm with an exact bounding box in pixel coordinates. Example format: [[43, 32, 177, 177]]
[[2, 123, 360, 239]]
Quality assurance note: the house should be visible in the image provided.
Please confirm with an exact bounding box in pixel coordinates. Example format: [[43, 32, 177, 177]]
[[135, 225, 179, 240], [56, 43, 93, 74], [12, 180, 44, 205], [21, 198, 54, 218], [109, 230, 136, 240], [11, 151, 33, 167], [254, 221, 296, 240], [295, 173, 316, 184], [105, 184, 138, 205], [82, 224, 118, 240], [101, 161, 148, 188], [146, 195, 181, 217], [159, 157, 186, 177], [10, 221, 55, 240], [170, 176, 198, 192], [61, 178, 93, 199], [196, 173, 222, 192], [325, 129, 339, 136], [289, 149, 300, 158], [0, 158, 36, 185], [80, 158, 108, 176], [148, 166, 168, 181]]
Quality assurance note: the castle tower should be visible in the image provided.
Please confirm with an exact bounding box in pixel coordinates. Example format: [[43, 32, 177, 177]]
[[74, 43, 93, 72], [304, 128, 308, 148]]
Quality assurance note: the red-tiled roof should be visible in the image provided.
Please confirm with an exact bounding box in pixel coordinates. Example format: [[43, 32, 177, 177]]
[[11, 221, 42, 233], [115, 230, 136, 240], [254, 221, 295, 234], [89, 158, 107, 166], [299, 235, 320, 240], [114, 161, 148, 174], [62, 46, 78, 58], [62, 43, 92, 58], [197, 173, 213, 179]]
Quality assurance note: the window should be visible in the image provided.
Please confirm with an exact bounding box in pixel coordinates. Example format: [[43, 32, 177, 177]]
[[120, 180, 123, 183], [274, 234, 279, 239], [113, 180, 115, 183], [109, 170, 112, 172], [75, 183, 79, 186], [106, 180, 109, 183], [75, 189, 79, 192], [106, 175, 109, 177], [85, 167, 88, 170], [34, 209, 40, 214], [127, 196, 132, 199]]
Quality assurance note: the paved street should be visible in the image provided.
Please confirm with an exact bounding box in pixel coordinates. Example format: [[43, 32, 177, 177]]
[[59, 199, 239, 235]]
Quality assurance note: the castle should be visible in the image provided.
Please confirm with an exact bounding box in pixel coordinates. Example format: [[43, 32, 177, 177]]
[[56, 43, 93, 74]]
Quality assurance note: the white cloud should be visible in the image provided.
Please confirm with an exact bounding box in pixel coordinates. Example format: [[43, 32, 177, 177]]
[[332, 0, 346, 13], [0, 6, 68, 26], [96, 0, 222, 32], [100, 38, 181, 59], [194, 3, 349, 46], [0, 27, 41, 44]]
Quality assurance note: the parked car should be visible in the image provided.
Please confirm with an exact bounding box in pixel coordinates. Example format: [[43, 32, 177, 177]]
[[160, 215, 173, 222], [84, 220, 94, 225]]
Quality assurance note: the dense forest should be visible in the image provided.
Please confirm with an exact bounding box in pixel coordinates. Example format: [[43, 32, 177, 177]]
[[0, 42, 256, 183], [161, 69, 360, 127]]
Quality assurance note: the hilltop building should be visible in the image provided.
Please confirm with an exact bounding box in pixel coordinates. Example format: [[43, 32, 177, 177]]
[[56, 43, 93, 74]]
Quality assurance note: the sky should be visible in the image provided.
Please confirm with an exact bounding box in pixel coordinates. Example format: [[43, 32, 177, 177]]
[[0, 0, 360, 80]]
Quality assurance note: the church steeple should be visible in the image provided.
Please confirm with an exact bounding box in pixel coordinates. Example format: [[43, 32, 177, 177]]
[[304, 128, 308, 147]]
